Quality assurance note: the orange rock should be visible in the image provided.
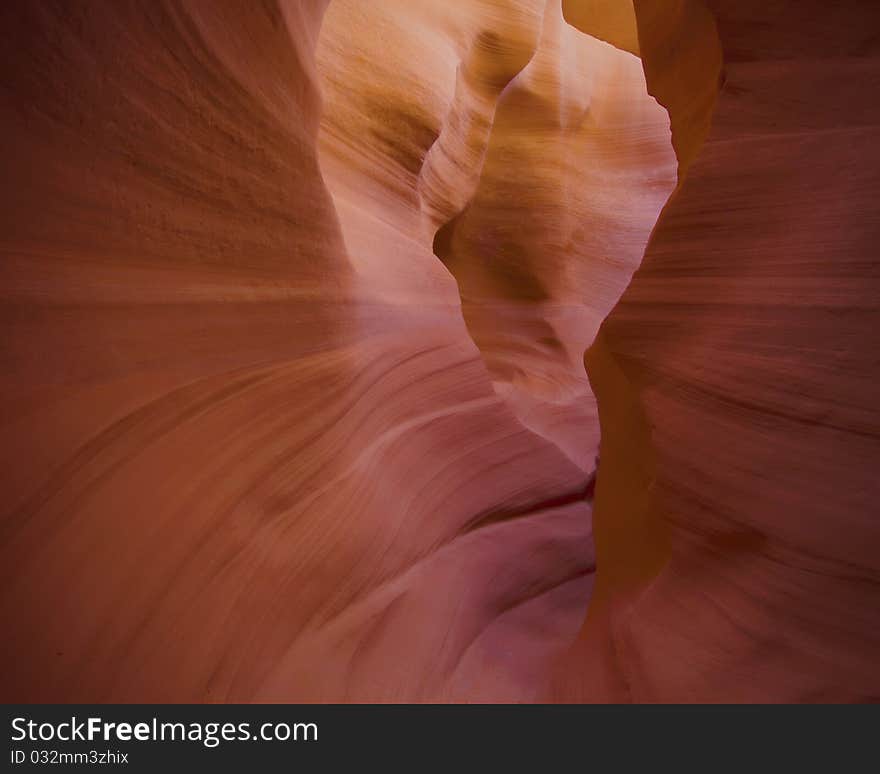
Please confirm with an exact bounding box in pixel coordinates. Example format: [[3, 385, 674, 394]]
[[2, 0, 877, 704], [560, 0, 880, 702]]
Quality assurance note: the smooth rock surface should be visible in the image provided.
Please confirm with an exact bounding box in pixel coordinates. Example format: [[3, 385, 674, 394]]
[[560, 0, 880, 702], [2, 0, 877, 704], [2, 0, 656, 702]]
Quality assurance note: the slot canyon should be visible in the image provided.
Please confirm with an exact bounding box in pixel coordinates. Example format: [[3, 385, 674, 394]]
[[1, 0, 878, 702]]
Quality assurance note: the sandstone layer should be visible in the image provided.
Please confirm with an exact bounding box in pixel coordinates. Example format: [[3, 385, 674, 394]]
[[560, 0, 880, 702], [1, 0, 878, 704], [1, 0, 650, 702]]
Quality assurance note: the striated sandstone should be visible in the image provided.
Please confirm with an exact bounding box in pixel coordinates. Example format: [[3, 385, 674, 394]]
[[1, 0, 878, 704], [560, 0, 880, 702]]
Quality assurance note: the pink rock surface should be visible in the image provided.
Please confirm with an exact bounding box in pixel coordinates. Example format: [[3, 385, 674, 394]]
[[0, 0, 601, 702], [1, 0, 878, 703]]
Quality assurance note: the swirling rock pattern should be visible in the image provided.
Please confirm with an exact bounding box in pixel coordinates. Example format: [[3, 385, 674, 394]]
[[0, 0, 619, 702], [1, 0, 878, 704], [561, 0, 880, 702]]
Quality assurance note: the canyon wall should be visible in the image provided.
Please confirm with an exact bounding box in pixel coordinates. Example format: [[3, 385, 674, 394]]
[[1, 0, 667, 702], [1, 0, 878, 703], [561, 0, 880, 701]]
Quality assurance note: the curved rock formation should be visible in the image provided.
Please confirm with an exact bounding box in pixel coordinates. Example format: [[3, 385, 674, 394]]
[[2, 0, 612, 702], [1, 0, 878, 704], [318, 0, 675, 470], [560, 0, 880, 702]]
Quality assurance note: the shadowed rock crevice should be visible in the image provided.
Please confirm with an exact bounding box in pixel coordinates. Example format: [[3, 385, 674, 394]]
[[425, 0, 676, 475]]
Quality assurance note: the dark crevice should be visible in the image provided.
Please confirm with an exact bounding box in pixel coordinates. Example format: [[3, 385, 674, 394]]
[[462, 472, 597, 535]]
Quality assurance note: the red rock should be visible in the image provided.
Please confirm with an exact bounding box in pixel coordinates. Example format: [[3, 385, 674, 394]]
[[1, 0, 877, 703], [560, 0, 880, 702]]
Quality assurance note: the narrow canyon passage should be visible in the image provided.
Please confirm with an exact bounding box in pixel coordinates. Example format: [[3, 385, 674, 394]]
[[311, 0, 675, 700], [1, 0, 671, 702], [1, 0, 878, 704]]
